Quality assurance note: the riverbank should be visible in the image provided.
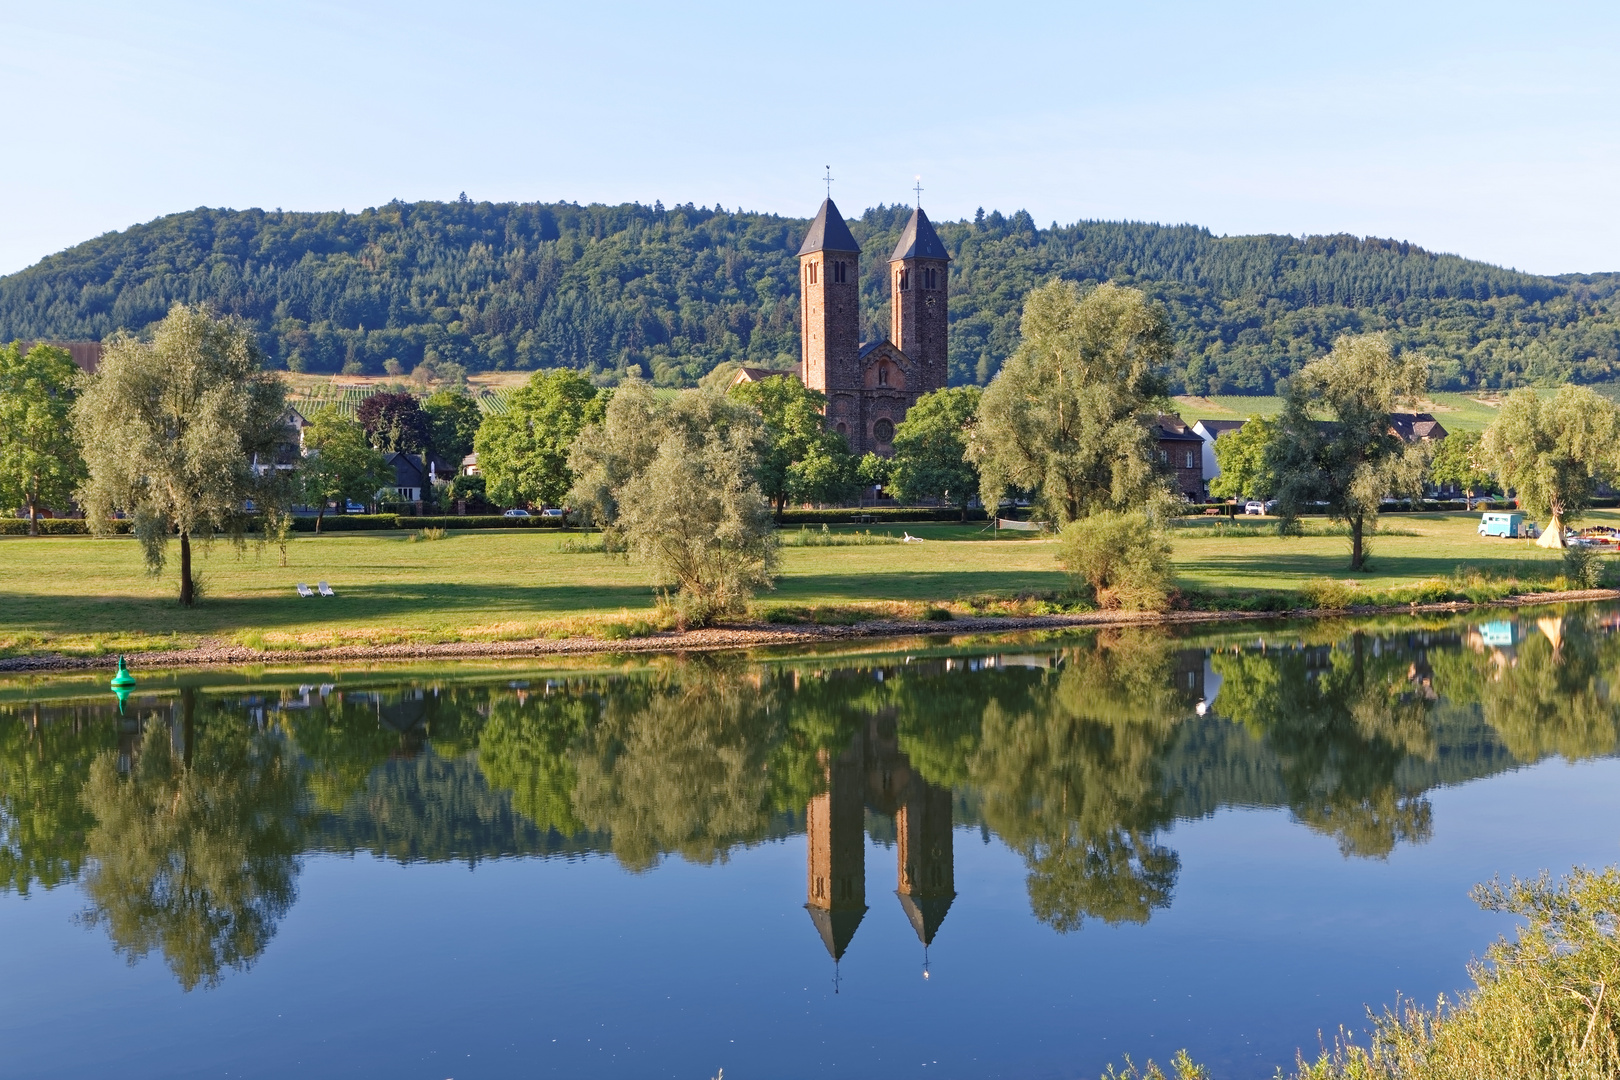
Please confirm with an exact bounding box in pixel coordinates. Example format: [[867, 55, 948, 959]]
[[4, 586, 1615, 674]]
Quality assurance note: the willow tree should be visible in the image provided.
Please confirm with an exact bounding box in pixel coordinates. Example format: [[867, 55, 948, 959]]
[[967, 281, 1173, 525], [1481, 385, 1620, 545], [73, 304, 287, 605], [1269, 334, 1427, 570]]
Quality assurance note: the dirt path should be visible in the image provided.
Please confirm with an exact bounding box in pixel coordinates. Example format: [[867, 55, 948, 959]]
[[4, 589, 1616, 674]]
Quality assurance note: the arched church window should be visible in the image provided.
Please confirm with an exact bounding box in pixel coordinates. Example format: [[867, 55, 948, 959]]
[[808, 261, 817, 285], [898, 268, 910, 291], [924, 267, 938, 289], [874, 418, 895, 443], [833, 260, 847, 284], [835, 422, 847, 435]]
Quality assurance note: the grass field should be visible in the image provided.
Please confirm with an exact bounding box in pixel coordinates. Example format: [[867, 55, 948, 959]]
[[1171, 390, 1555, 432], [0, 510, 1608, 657]]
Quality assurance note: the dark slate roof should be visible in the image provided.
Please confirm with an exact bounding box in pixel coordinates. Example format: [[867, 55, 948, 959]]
[[889, 207, 951, 262], [897, 891, 955, 946], [1389, 412, 1449, 442], [1195, 419, 1247, 437], [858, 339, 903, 359], [806, 903, 867, 961], [1150, 413, 1204, 442], [798, 198, 861, 256]]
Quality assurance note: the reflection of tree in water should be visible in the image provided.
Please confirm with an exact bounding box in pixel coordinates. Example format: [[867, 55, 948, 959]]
[[958, 632, 1191, 932], [1432, 614, 1620, 763], [78, 691, 303, 991], [0, 703, 116, 896], [1213, 633, 1437, 858], [477, 690, 592, 837]]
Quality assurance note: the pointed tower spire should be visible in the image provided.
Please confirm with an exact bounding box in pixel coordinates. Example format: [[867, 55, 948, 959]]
[[799, 199, 862, 399], [799, 198, 861, 256], [889, 206, 950, 386]]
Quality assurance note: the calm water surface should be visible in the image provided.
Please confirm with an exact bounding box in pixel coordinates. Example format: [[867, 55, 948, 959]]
[[3, 609, 1620, 1079]]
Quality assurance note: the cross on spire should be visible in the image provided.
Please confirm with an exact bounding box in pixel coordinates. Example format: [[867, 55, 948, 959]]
[[914, 176, 923, 208], [824, 165, 834, 198]]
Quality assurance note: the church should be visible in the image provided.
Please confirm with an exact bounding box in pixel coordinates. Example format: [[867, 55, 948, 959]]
[[795, 197, 951, 457]]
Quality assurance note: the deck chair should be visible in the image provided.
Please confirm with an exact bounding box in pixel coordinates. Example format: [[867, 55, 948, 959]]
[[296, 583, 314, 597], [318, 581, 335, 597], [902, 532, 925, 543]]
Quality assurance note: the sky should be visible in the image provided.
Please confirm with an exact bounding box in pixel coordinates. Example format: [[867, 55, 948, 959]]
[[2, 0, 1617, 277]]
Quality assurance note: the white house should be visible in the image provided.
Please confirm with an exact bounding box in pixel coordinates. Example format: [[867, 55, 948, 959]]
[[1191, 419, 1246, 489]]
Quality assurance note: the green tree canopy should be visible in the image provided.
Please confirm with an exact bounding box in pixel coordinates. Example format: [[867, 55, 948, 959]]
[[1269, 333, 1428, 570], [888, 386, 982, 517], [297, 406, 391, 530], [355, 390, 430, 453], [474, 369, 603, 510], [423, 388, 483, 464], [1206, 415, 1275, 501], [0, 342, 85, 534], [1481, 385, 1620, 538], [1427, 428, 1497, 508], [569, 382, 775, 625], [968, 281, 1173, 525], [72, 303, 288, 605], [728, 374, 854, 514]]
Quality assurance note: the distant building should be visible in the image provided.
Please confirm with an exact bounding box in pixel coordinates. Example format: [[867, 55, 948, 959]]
[[460, 452, 480, 477], [1192, 418, 1247, 490], [1389, 412, 1448, 443], [1150, 413, 1207, 501], [727, 366, 779, 388], [15, 340, 102, 373], [385, 452, 428, 502]]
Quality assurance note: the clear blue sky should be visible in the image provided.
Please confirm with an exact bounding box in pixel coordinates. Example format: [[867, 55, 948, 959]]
[[3, 0, 1616, 276]]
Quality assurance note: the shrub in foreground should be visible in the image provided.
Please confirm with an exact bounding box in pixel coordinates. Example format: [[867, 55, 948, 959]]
[[1058, 510, 1173, 610]]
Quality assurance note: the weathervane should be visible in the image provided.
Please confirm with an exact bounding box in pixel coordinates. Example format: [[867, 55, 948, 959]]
[[914, 175, 923, 208], [825, 165, 834, 198]]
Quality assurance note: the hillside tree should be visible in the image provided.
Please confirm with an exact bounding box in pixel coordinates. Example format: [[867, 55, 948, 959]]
[[73, 303, 288, 605], [1428, 428, 1496, 509], [1206, 416, 1275, 501], [0, 342, 85, 533], [888, 386, 982, 519], [728, 374, 853, 515], [1269, 333, 1428, 570], [968, 281, 1173, 525], [424, 388, 482, 463], [474, 369, 604, 509], [298, 407, 392, 531]]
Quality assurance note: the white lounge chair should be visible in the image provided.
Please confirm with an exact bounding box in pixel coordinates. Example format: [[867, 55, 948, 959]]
[[902, 532, 925, 543], [296, 583, 314, 597], [318, 581, 335, 597]]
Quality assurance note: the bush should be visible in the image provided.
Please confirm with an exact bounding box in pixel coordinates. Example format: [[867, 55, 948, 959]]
[[1563, 546, 1609, 589], [409, 515, 565, 530], [1299, 578, 1358, 609], [1057, 510, 1173, 610], [0, 518, 132, 535], [291, 514, 399, 532], [778, 507, 989, 525]]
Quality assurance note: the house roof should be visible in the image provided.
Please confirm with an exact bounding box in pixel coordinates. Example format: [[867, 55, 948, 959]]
[[797, 198, 861, 256], [1390, 412, 1448, 442], [728, 366, 777, 386], [1194, 419, 1247, 437], [889, 207, 951, 262], [1150, 412, 1204, 442]]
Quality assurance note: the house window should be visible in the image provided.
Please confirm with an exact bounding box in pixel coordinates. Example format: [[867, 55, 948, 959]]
[[1185, 450, 1196, 468], [808, 262, 817, 285], [1159, 449, 1168, 463], [899, 268, 910, 290], [874, 418, 895, 443], [878, 363, 890, 386]]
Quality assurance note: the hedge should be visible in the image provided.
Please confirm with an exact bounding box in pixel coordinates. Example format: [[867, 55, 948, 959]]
[[777, 507, 989, 525], [289, 513, 567, 532], [0, 518, 132, 535]]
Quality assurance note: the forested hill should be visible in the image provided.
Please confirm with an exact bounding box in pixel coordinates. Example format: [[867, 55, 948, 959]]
[[3, 198, 1618, 393]]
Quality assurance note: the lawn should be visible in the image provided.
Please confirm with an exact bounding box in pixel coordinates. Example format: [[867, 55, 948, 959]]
[[1171, 391, 1551, 432], [0, 512, 1602, 657]]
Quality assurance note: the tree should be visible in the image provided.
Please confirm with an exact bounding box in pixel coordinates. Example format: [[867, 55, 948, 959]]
[[1481, 385, 1620, 543], [728, 374, 854, 515], [1206, 416, 1275, 501], [73, 303, 288, 606], [1269, 334, 1427, 570], [1428, 428, 1496, 509], [355, 390, 430, 453], [298, 407, 391, 531], [569, 382, 776, 626], [423, 388, 482, 464], [968, 281, 1173, 525], [0, 342, 85, 534], [474, 369, 603, 510], [889, 386, 982, 519]]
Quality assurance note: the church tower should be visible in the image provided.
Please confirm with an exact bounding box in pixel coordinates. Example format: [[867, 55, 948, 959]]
[[889, 207, 950, 391], [805, 734, 868, 962], [798, 198, 862, 395]]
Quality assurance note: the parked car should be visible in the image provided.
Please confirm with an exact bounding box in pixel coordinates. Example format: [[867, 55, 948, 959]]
[[1243, 500, 1267, 515], [503, 508, 532, 518], [539, 508, 564, 519], [344, 501, 365, 513]]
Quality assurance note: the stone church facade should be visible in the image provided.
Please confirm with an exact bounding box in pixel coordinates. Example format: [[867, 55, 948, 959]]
[[797, 198, 949, 457]]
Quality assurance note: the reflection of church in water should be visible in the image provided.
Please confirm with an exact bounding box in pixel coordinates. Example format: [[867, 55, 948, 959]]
[[804, 710, 955, 966]]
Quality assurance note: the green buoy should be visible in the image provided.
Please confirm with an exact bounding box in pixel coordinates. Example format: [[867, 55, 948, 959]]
[[110, 656, 136, 715]]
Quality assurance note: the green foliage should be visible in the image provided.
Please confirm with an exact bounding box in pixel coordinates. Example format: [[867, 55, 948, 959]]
[[1206, 415, 1274, 500], [71, 303, 288, 605], [1271, 333, 1429, 569], [569, 382, 777, 626], [1057, 510, 1174, 610], [0, 704, 115, 895], [1427, 428, 1496, 503], [889, 385, 981, 515], [6, 200, 1618, 392], [970, 281, 1173, 525], [0, 341, 84, 532], [423, 389, 482, 463], [728, 374, 853, 511], [473, 368, 603, 509], [1482, 385, 1620, 533], [355, 390, 429, 453], [298, 406, 390, 530]]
